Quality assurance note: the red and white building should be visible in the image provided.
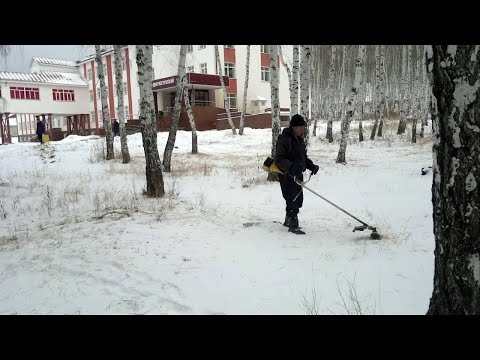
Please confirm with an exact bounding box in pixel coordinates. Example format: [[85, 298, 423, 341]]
[[1, 45, 293, 144], [0, 57, 90, 143]]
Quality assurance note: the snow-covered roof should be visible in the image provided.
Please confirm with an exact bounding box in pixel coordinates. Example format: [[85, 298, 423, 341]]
[[0, 70, 88, 87], [253, 95, 267, 102], [32, 57, 78, 67]]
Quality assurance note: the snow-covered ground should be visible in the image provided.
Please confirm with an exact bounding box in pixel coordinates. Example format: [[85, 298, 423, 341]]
[[0, 120, 434, 314]]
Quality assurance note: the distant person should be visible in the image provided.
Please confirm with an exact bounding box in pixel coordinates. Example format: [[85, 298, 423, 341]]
[[113, 119, 120, 137], [36, 118, 45, 144]]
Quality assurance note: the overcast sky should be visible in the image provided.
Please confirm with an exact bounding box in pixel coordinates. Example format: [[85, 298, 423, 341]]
[[0, 45, 95, 73]]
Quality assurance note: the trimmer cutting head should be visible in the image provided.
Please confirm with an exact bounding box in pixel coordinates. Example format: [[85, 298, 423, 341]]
[[353, 225, 381, 240]]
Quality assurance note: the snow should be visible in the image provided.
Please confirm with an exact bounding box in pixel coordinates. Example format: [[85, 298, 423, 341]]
[[0, 121, 435, 314]]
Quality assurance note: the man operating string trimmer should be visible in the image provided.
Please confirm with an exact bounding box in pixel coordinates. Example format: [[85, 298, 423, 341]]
[[274, 114, 319, 235], [265, 114, 381, 239]]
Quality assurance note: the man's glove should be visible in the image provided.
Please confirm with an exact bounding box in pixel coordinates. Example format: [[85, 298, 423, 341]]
[[311, 164, 320, 175], [289, 163, 303, 177]]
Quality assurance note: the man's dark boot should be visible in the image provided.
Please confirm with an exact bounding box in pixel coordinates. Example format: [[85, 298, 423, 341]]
[[283, 214, 293, 227], [288, 214, 305, 235]]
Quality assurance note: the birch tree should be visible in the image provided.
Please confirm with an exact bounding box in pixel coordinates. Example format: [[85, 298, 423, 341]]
[[377, 45, 386, 137], [114, 45, 130, 164], [183, 86, 198, 154], [239, 45, 250, 135], [397, 45, 408, 134], [411, 45, 421, 143], [278, 45, 293, 118], [95, 45, 114, 160], [336, 45, 365, 164], [427, 45, 480, 315], [135, 45, 165, 197], [326, 45, 337, 143], [163, 45, 187, 172], [215, 45, 236, 135], [299, 45, 311, 148], [268, 45, 281, 182], [291, 45, 300, 116], [370, 45, 382, 140]]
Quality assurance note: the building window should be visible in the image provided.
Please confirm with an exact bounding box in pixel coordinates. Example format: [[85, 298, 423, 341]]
[[198, 45, 206, 50], [10, 87, 40, 100], [260, 45, 270, 54], [53, 89, 75, 102], [200, 63, 207, 74], [87, 68, 92, 80], [186, 45, 193, 53], [226, 94, 237, 109], [261, 66, 270, 81], [125, 106, 130, 120], [224, 45, 234, 49], [187, 65, 194, 73], [224, 62, 235, 78]]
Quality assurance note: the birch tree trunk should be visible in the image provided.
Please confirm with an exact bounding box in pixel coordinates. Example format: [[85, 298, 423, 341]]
[[291, 45, 300, 116], [215, 45, 236, 135], [135, 45, 165, 197], [397, 45, 408, 134], [163, 45, 187, 172], [114, 45, 130, 164], [326, 45, 337, 143], [370, 45, 381, 140], [239, 45, 250, 135], [377, 45, 386, 137], [420, 47, 428, 139], [95, 45, 114, 160], [358, 59, 367, 142], [183, 87, 198, 154], [268, 44, 281, 182], [300, 45, 311, 149], [278, 45, 293, 119], [412, 45, 421, 143], [336, 45, 366, 164], [427, 45, 480, 315]]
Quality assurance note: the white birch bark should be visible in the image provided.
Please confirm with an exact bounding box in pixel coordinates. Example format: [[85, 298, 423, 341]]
[[135, 45, 165, 197], [377, 45, 386, 137], [336, 45, 366, 164], [95, 45, 114, 160], [183, 86, 198, 154], [215, 45, 236, 135], [239, 45, 250, 135], [300, 45, 311, 148], [412, 45, 421, 143], [370, 45, 381, 140], [427, 45, 480, 314], [397, 44, 408, 134], [163, 45, 187, 172], [278, 45, 293, 119], [114, 45, 130, 164], [268, 44, 281, 182], [291, 45, 300, 116], [326, 45, 337, 143]]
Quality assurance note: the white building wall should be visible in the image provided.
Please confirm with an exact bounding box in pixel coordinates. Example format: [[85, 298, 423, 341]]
[[0, 81, 89, 115]]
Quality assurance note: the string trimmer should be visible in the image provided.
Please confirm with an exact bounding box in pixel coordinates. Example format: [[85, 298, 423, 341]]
[[262, 156, 381, 240]]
